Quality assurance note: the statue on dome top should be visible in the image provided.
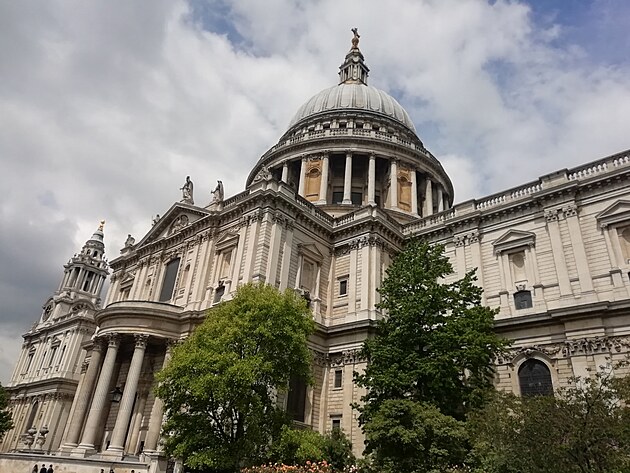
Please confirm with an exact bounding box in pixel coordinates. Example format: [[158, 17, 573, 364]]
[[180, 176, 194, 204], [98, 220, 105, 231], [351, 28, 360, 47]]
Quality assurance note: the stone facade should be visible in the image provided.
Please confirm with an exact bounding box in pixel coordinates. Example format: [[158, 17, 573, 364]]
[[3, 35, 630, 473]]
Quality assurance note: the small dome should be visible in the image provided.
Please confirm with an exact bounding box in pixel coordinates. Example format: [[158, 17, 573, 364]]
[[287, 83, 417, 133]]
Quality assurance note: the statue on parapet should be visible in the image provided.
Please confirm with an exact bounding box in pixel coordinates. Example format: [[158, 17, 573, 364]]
[[180, 176, 194, 204], [124, 234, 135, 248], [212, 180, 224, 203]]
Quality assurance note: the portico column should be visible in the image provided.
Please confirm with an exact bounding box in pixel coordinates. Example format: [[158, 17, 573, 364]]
[[281, 162, 289, 183], [342, 152, 353, 204], [76, 333, 120, 452], [437, 186, 444, 212], [318, 154, 329, 204], [106, 334, 149, 455], [298, 157, 307, 196], [424, 178, 433, 216], [410, 169, 418, 215], [144, 341, 174, 453], [367, 154, 376, 205], [390, 160, 398, 209], [62, 340, 104, 449]]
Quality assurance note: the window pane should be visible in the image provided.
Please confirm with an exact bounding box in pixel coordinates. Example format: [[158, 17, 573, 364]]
[[287, 376, 307, 422], [334, 369, 343, 388], [159, 258, 181, 302], [519, 360, 553, 396]]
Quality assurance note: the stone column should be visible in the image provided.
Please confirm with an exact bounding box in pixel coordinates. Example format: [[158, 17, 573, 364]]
[[545, 209, 572, 296], [144, 342, 174, 453], [298, 157, 307, 196], [75, 333, 120, 454], [424, 178, 433, 216], [390, 160, 398, 210], [317, 154, 329, 204], [281, 162, 289, 183], [106, 334, 148, 456], [437, 186, 444, 212], [564, 203, 594, 293], [342, 152, 353, 204], [61, 340, 104, 449], [367, 154, 376, 205], [410, 169, 418, 215]]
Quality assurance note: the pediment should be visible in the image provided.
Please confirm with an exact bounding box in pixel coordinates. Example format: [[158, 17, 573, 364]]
[[215, 231, 239, 251], [596, 200, 630, 228], [298, 242, 325, 261], [492, 229, 536, 254], [135, 203, 212, 249]]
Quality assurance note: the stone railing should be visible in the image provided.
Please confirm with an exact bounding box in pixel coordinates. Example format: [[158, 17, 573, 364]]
[[295, 195, 335, 226], [222, 189, 250, 209], [402, 149, 630, 235], [260, 127, 432, 159]]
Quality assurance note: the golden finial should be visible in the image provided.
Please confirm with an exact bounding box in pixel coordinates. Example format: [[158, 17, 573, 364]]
[[351, 28, 360, 48], [98, 220, 105, 231]]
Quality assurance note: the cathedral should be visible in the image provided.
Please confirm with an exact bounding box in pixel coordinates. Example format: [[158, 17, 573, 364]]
[[2, 32, 630, 473]]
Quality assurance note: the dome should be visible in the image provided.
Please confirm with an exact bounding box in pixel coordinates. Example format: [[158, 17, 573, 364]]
[[287, 83, 417, 133]]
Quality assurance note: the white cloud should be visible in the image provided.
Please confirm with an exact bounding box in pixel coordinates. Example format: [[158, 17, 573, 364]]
[[1, 0, 630, 383]]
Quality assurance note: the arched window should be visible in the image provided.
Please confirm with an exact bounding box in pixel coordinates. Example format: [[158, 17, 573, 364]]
[[519, 359, 553, 396]]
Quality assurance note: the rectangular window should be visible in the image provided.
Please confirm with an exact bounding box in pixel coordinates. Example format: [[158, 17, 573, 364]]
[[351, 192, 363, 205], [339, 279, 348, 296], [300, 260, 316, 293], [159, 258, 181, 302], [287, 376, 307, 423], [332, 191, 344, 204], [331, 417, 341, 430], [334, 369, 343, 389], [48, 347, 58, 368]]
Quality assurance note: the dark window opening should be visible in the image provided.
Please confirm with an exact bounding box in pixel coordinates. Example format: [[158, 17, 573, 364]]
[[514, 290, 533, 310], [339, 279, 348, 296], [332, 191, 344, 204], [159, 258, 181, 302], [351, 192, 363, 205], [334, 369, 343, 388], [519, 359, 553, 396], [332, 418, 341, 430], [287, 376, 307, 422]]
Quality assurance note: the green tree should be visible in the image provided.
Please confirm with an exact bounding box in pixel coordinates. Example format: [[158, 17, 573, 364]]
[[269, 426, 355, 471], [156, 283, 315, 472], [0, 382, 13, 441], [362, 399, 468, 473], [354, 240, 508, 472], [469, 368, 630, 473]]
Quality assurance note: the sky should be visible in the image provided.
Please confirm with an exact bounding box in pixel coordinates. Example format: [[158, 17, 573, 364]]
[[1, 0, 630, 385]]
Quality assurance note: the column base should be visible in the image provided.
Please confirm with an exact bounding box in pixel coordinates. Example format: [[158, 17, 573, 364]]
[[342, 199, 352, 205], [315, 199, 327, 205], [58, 443, 78, 455], [145, 450, 169, 473], [101, 446, 125, 460], [70, 444, 97, 457]]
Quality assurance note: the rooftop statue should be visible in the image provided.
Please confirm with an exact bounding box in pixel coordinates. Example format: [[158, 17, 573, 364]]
[[351, 27, 360, 47], [212, 180, 224, 203], [180, 176, 194, 204]]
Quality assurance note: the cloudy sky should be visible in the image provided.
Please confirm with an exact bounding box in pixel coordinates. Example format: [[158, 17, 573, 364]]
[[1, 0, 630, 385]]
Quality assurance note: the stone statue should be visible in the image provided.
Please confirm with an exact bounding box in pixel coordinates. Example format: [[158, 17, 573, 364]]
[[124, 234, 135, 247], [180, 176, 194, 204], [253, 165, 272, 182], [152, 214, 160, 226], [212, 180, 224, 203], [351, 28, 360, 47]]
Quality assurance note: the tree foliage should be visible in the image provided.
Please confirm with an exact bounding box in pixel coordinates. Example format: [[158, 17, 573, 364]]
[[468, 368, 630, 473], [269, 426, 355, 471], [353, 240, 508, 473], [156, 283, 315, 472], [0, 382, 13, 441], [355, 240, 509, 421], [362, 399, 468, 473]]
